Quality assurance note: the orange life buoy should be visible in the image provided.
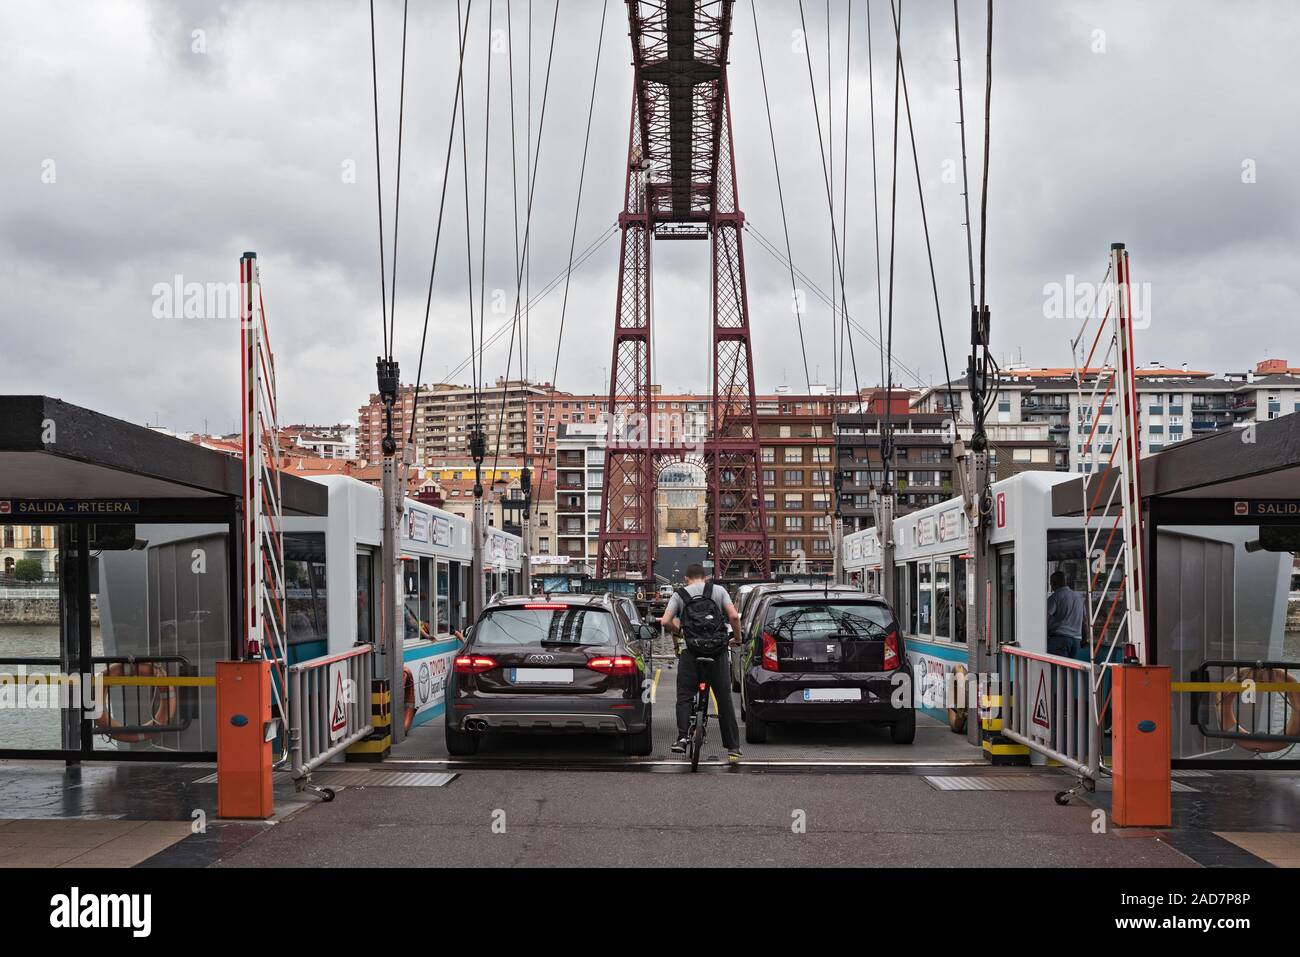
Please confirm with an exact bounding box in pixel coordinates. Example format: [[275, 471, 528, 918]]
[[948, 664, 969, 734], [94, 662, 179, 743], [1216, 667, 1300, 754], [403, 670, 416, 734]]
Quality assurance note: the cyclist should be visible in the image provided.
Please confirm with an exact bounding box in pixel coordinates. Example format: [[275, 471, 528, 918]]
[[659, 563, 742, 763]]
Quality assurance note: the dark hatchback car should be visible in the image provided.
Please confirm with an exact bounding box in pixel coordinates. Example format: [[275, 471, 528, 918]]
[[740, 592, 915, 745], [445, 594, 655, 756]]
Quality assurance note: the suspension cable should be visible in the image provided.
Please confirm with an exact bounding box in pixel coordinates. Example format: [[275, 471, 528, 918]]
[[524, 0, 610, 508], [547, 0, 609, 398], [743, 221, 926, 388], [368, 0, 389, 358], [387, 0, 409, 357], [507, 0, 521, 379], [446, 224, 618, 384], [487, 0, 562, 480], [839, 0, 852, 396], [882, 0, 902, 489], [749, 0, 812, 393], [887, 0, 958, 420], [865, 0, 886, 397], [408, 2, 475, 445], [526, 0, 533, 385], [954, 0, 976, 323], [826, 0, 836, 393], [979, 0, 993, 320], [796, 2, 863, 410], [477, 0, 496, 421], [798, 0, 868, 557], [456, 0, 479, 444]]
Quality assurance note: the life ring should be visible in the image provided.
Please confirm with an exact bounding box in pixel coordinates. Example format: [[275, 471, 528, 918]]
[[948, 664, 969, 734], [403, 670, 416, 734], [94, 662, 178, 743], [1217, 668, 1300, 754]]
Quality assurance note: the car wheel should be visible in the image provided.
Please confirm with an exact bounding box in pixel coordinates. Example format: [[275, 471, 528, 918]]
[[445, 723, 480, 756], [890, 709, 916, 745], [623, 720, 653, 756], [744, 708, 768, 744]]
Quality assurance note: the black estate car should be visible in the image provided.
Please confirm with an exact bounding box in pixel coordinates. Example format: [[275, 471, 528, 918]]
[[445, 594, 655, 756]]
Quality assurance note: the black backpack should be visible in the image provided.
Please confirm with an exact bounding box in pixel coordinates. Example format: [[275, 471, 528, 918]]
[[675, 581, 728, 657]]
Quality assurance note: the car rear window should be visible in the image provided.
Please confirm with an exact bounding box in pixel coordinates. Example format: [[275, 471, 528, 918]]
[[764, 602, 894, 639], [474, 606, 615, 647]]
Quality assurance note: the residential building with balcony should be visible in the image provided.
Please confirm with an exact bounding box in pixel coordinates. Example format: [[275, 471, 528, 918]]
[[915, 359, 1300, 474], [833, 412, 957, 533]]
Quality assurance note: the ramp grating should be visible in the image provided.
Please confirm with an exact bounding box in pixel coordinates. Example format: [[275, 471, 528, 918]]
[[311, 769, 457, 788], [925, 775, 1197, 793], [191, 769, 456, 788]]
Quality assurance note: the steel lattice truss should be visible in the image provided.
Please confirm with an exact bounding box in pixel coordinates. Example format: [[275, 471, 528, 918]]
[[598, 0, 769, 580]]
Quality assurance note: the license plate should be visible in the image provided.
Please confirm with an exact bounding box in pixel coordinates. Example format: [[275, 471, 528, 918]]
[[511, 668, 574, 684], [802, 688, 861, 702]]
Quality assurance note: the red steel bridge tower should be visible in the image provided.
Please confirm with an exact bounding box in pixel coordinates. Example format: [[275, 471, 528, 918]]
[[597, 0, 770, 581]]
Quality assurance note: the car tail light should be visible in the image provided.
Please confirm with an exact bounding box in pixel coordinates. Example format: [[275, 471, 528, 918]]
[[761, 632, 779, 672], [587, 656, 638, 676], [882, 629, 900, 671], [453, 655, 497, 674], [524, 603, 568, 610]]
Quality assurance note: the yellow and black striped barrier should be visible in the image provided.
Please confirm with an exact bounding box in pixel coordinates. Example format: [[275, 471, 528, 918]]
[[979, 692, 1030, 766], [346, 679, 392, 762]]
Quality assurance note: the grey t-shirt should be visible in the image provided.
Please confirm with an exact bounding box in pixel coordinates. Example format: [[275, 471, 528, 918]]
[[664, 582, 735, 620], [1046, 586, 1086, 639]]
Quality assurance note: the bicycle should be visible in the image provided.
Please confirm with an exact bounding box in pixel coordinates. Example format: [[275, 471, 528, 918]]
[[685, 656, 715, 772]]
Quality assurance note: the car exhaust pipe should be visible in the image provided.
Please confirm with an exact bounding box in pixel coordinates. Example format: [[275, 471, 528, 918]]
[[467, 719, 488, 733]]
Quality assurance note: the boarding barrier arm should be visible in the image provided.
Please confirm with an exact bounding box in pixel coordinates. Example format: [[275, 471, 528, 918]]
[[998, 644, 1102, 783], [287, 645, 374, 786]]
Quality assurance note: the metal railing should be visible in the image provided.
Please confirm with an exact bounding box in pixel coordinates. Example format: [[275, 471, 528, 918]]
[[287, 645, 373, 795], [999, 645, 1102, 789]]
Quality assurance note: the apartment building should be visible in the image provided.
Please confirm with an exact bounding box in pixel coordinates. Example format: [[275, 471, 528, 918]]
[[422, 458, 529, 532], [547, 422, 607, 575], [525, 388, 710, 480], [758, 411, 839, 574], [357, 378, 546, 464], [914, 359, 1300, 473], [284, 423, 357, 460], [833, 412, 957, 533], [356, 385, 418, 463]]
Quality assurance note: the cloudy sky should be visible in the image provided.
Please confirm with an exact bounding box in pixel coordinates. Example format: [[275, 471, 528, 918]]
[[3, 0, 1298, 434]]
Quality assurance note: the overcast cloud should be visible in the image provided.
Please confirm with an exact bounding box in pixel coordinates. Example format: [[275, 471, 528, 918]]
[[3, 0, 1298, 433]]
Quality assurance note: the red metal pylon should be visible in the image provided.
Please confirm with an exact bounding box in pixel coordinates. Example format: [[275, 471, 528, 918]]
[[597, 0, 769, 580]]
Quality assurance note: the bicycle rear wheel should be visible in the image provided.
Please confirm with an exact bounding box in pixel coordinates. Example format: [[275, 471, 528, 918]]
[[689, 723, 703, 771]]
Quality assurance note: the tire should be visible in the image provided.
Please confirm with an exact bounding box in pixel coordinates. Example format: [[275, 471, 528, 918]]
[[890, 708, 916, 745], [624, 720, 653, 757], [445, 723, 480, 756], [689, 725, 703, 772], [744, 707, 768, 744]]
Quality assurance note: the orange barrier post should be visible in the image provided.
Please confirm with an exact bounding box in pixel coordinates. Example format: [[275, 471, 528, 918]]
[[216, 660, 274, 819], [1111, 664, 1171, 827]]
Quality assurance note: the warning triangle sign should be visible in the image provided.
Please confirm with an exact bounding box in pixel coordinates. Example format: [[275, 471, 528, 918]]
[[1031, 670, 1050, 730], [331, 669, 349, 735]]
